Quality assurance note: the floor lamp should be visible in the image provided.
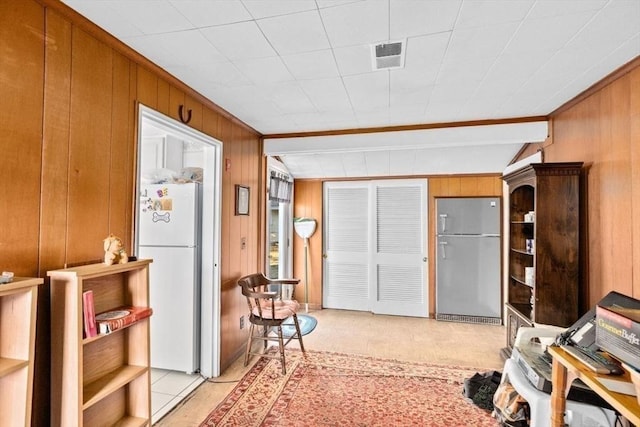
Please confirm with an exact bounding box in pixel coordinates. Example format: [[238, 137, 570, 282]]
[[294, 218, 316, 313]]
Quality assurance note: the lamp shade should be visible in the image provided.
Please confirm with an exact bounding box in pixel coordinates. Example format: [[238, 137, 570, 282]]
[[294, 218, 316, 239]]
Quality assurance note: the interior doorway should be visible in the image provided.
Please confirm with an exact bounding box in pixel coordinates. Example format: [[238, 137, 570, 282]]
[[135, 105, 222, 421]]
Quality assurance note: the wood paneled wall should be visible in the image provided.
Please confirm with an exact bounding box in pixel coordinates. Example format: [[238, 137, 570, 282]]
[[1, 2, 263, 423], [293, 181, 324, 308], [292, 176, 502, 315], [531, 58, 640, 307]]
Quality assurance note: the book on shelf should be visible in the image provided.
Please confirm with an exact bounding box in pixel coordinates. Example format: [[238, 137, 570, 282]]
[[95, 305, 153, 335], [82, 290, 98, 338]]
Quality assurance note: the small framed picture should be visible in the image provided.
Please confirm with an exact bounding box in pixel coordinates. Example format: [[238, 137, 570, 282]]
[[235, 185, 250, 215]]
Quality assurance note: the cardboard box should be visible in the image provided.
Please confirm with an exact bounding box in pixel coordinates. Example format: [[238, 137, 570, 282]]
[[596, 305, 640, 371]]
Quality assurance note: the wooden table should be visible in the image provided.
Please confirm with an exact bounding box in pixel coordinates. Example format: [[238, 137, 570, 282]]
[[548, 345, 640, 426]]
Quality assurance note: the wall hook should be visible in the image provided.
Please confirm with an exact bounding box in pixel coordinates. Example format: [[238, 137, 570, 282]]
[[178, 105, 192, 124]]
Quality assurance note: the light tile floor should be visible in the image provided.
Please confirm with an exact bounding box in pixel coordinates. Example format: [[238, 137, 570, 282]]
[[151, 368, 204, 424]]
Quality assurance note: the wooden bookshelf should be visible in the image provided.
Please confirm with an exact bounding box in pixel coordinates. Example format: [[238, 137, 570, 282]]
[[502, 162, 582, 357], [0, 277, 42, 427], [49, 260, 152, 426]]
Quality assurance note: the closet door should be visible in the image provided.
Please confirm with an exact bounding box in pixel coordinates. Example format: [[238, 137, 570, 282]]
[[323, 180, 428, 317], [323, 182, 370, 311], [372, 180, 428, 317]]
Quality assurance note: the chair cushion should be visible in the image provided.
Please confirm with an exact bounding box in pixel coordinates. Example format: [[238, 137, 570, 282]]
[[253, 299, 300, 320]]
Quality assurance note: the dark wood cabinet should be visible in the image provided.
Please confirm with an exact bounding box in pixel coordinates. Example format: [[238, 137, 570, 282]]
[[502, 162, 583, 355]]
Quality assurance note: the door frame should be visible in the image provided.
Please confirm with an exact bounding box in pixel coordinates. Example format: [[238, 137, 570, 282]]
[[135, 104, 222, 377]]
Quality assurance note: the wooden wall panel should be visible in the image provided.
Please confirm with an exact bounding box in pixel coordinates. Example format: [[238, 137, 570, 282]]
[[157, 78, 170, 117], [35, 11, 70, 423], [0, 0, 44, 276], [109, 52, 134, 247], [292, 181, 323, 307], [135, 66, 157, 110], [632, 67, 640, 305], [202, 106, 220, 140], [40, 9, 71, 275], [536, 59, 640, 303], [66, 28, 113, 264]]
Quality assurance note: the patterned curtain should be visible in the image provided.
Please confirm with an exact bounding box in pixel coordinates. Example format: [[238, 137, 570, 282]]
[[269, 171, 292, 203]]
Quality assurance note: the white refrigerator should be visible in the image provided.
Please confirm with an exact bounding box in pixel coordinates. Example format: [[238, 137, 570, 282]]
[[138, 182, 201, 374]]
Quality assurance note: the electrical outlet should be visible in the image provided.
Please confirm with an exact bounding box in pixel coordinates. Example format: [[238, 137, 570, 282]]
[[240, 315, 245, 329]]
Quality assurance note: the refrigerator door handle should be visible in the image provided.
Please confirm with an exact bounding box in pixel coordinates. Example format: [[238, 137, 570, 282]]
[[439, 240, 447, 259], [439, 214, 448, 233]]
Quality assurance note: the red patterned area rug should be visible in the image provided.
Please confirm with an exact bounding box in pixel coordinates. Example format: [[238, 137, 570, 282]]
[[200, 349, 498, 426]]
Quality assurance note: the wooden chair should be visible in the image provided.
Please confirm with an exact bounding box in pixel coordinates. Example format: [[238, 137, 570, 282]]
[[238, 273, 306, 374]]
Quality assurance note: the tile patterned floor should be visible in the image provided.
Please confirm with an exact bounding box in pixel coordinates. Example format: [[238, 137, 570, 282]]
[[151, 368, 204, 424]]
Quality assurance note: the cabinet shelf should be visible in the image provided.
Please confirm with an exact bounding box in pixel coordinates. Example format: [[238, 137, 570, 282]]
[[0, 357, 29, 377], [83, 365, 148, 409], [510, 275, 533, 287], [511, 248, 534, 256]]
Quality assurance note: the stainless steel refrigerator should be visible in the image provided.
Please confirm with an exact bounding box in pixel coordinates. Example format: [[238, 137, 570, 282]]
[[138, 182, 202, 373], [435, 197, 501, 324]]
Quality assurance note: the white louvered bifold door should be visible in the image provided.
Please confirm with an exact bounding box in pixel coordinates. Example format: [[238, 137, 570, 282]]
[[371, 180, 428, 317], [323, 180, 428, 316], [323, 182, 370, 311]]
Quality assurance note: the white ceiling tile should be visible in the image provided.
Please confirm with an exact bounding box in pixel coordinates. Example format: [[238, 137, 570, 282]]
[[456, 0, 534, 29], [185, 61, 251, 88], [404, 32, 451, 73], [566, 0, 640, 50], [436, 55, 497, 85], [107, 0, 194, 35], [128, 30, 227, 69], [200, 21, 276, 60], [333, 44, 373, 76], [233, 56, 294, 84], [340, 152, 367, 177], [299, 78, 352, 111], [258, 10, 330, 55], [446, 22, 520, 61], [390, 0, 461, 39], [390, 69, 434, 107], [317, 0, 366, 9], [387, 105, 428, 126], [262, 83, 316, 114], [169, 0, 252, 27], [316, 153, 347, 176], [241, 0, 317, 19], [389, 149, 418, 175], [357, 109, 391, 128], [62, 1, 144, 38], [343, 73, 390, 110], [282, 50, 339, 80], [527, 0, 607, 19], [320, 0, 389, 48], [504, 11, 596, 55], [364, 151, 390, 176]]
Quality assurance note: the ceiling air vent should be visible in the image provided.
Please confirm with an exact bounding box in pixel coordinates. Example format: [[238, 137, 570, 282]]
[[371, 40, 405, 70]]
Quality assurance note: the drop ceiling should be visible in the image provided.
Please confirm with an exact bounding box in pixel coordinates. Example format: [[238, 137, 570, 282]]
[[61, 0, 640, 178]]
